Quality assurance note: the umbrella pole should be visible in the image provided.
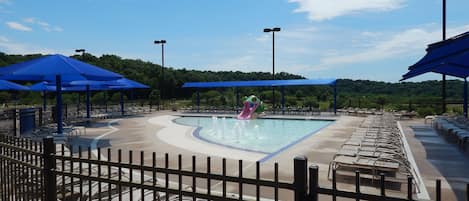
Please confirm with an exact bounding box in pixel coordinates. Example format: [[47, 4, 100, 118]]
[[86, 85, 90, 120], [105, 91, 108, 113], [43, 90, 47, 111], [120, 89, 124, 116], [56, 75, 63, 135], [77, 92, 80, 117], [464, 78, 467, 118]]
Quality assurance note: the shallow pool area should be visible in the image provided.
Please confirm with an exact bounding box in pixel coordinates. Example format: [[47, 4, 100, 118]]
[[174, 116, 333, 153]]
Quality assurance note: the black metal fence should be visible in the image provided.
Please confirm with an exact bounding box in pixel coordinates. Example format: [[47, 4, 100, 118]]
[[1, 135, 468, 201]]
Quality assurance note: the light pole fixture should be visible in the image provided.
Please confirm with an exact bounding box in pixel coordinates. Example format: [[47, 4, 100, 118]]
[[74, 49, 86, 115], [264, 27, 281, 113], [263, 27, 280, 79], [75, 49, 86, 60], [154, 40, 166, 99], [75, 49, 85, 55]]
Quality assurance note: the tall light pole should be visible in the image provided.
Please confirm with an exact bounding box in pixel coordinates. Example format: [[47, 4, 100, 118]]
[[442, 0, 447, 114], [154, 40, 166, 101], [75, 49, 85, 59], [264, 27, 281, 113], [75, 49, 86, 116]]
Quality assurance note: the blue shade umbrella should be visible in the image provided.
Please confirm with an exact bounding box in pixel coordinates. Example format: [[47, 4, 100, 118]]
[[0, 54, 123, 82], [106, 78, 150, 89], [0, 79, 29, 91], [29, 81, 87, 111], [69, 78, 149, 89], [401, 31, 469, 117], [29, 81, 91, 92], [0, 54, 123, 135], [30, 81, 114, 118], [106, 78, 149, 115], [69, 78, 149, 115]]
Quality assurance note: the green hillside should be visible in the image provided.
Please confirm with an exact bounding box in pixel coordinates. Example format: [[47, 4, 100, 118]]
[[0, 52, 464, 116]]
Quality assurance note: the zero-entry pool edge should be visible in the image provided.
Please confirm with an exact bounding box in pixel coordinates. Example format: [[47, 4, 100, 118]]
[[172, 116, 335, 163]]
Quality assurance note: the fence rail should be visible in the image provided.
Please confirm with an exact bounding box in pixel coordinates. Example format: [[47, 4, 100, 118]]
[[1, 135, 468, 201]]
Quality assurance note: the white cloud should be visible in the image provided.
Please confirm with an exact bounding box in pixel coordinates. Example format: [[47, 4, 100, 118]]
[[0, 36, 56, 54], [314, 24, 469, 69], [0, 35, 9, 42], [205, 55, 261, 72], [22, 17, 63, 32], [23, 17, 35, 23], [289, 0, 405, 21], [6, 21, 32, 31]]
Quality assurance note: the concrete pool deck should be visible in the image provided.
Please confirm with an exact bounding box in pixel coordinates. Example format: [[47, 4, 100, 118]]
[[69, 111, 363, 200], [67, 111, 469, 200], [399, 119, 469, 201]]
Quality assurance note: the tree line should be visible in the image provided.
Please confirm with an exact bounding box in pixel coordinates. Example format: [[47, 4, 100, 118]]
[[0, 52, 465, 116]]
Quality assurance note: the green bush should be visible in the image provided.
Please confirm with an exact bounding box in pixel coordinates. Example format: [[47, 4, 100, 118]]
[[416, 107, 436, 117]]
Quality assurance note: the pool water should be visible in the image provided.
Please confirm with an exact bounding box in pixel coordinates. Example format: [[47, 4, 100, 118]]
[[174, 116, 333, 153]]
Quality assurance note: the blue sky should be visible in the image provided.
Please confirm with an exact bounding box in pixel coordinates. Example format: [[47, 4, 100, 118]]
[[0, 0, 468, 82]]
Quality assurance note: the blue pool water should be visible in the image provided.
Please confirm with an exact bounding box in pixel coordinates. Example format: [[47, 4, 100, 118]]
[[174, 116, 333, 154]]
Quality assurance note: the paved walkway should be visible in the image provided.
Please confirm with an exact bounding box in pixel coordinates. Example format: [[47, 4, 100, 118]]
[[400, 119, 469, 201], [67, 111, 366, 200], [67, 112, 469, 200]]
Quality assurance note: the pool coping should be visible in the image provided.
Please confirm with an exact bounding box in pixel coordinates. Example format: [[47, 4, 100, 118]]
[[173, 115, 335, 163], [149, 115, 266, 161]]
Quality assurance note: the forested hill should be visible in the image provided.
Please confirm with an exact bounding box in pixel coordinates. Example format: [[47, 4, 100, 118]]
[[0, 52, 464, 102]]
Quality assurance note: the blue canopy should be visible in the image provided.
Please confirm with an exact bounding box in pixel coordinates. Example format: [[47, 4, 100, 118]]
[[0, 54, 124, 136], [182, 79, 336, 88], [402, 31, 469, 80], [400, 31, 469, 117], [183, 78, 338, 115], [69, 78, 149, 89], [29, 81, 113, 92], [107, 78, 150, 89], [0, 54, 123, 82], [0, 79, 29, 91]]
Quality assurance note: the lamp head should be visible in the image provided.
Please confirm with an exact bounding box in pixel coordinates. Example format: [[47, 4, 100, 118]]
[[75, 49, 85, 53], [273, 27, 281, 32], [263, 28, 271, 32], [154, 40, 166, 44]]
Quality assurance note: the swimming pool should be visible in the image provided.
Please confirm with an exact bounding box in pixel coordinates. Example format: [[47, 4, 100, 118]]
[[174, 116, 333, 154]]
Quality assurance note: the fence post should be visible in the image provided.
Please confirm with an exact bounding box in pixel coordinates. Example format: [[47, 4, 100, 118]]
[[12, 109, 16, 136], [309, 164, 319, 201], [294, 156, 308, 201], [43, 136, 57, 201], [39, 107, 43, 127], [407, 176, 413, 201], [466, 183, 468, 201]]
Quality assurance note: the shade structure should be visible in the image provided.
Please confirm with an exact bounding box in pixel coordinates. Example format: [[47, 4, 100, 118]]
[[0, 54, 124, 136], [31, 78, 149, 118], [0, 79, 29, 91], [401, 31, 469, 117], [29, 81, 98, 92], [182, 79, 338, 114], [402, 31, 469, 81], [0, 54, 123, 82], [69, 78, 149, 116], [182, 79, 336, 88], [69, 78, 149, 89], [106, 78, 150, 89]]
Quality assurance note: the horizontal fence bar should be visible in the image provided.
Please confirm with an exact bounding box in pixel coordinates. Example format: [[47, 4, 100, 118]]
[[318, 187, 409, 201], [0, 142, 43, 156], [53, 154, 295, 190], [56, 171, 240, 201], [0, 154, 43, 170], [1, 134, 464, 201]]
